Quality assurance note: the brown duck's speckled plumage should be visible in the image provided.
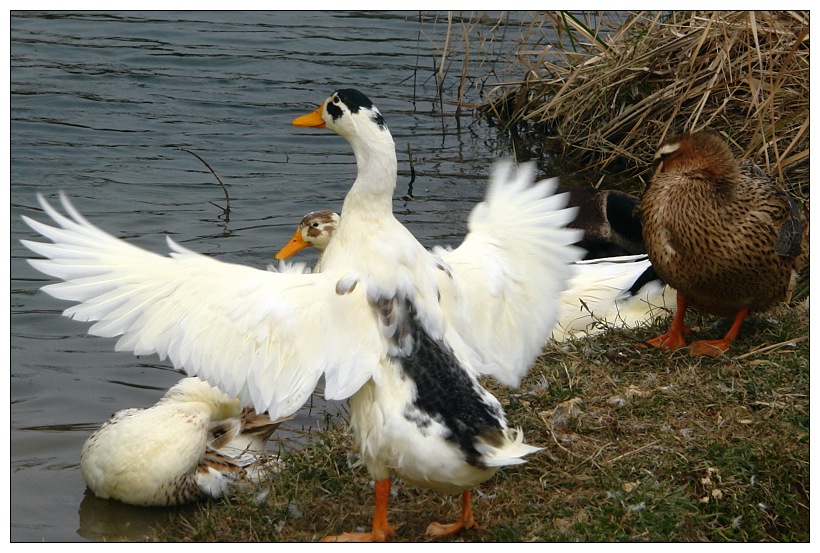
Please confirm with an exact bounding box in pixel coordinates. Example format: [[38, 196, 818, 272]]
[[640, 130, 808, 318]]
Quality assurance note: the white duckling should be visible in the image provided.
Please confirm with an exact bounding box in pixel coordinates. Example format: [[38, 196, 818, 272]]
[[276, 211, 676, 342], [22, 88, 582, 540], [80, 377, 289, 507]]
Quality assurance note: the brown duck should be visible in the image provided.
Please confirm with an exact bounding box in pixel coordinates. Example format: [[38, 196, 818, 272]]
[[639, 130, 808, 357]]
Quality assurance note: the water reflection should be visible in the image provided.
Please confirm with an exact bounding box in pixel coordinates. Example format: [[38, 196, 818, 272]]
[[77, 491, 192, 542]]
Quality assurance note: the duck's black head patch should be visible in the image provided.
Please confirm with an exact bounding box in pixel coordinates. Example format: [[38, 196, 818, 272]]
[[330, 89, 387, 130]]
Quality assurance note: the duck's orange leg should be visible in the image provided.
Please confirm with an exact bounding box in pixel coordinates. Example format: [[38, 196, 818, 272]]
[[322, 478, 395, 542], [643, 291, 689, 350], [426, 489, 479, 538], [689, 307, 749, 357]]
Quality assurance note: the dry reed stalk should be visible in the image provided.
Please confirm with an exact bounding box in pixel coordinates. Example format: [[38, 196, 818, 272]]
[[472, 11, 808, 197]]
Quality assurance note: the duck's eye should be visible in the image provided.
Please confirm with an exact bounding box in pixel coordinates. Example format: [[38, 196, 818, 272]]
[[332, 95, 340, 104], [312, 222, 320, 227]]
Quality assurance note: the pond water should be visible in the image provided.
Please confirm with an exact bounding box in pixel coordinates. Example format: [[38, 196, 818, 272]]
[[10, 10, 561, 542]]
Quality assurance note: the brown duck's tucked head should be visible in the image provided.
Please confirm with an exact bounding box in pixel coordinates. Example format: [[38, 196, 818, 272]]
[[652, 131, 740, 186]]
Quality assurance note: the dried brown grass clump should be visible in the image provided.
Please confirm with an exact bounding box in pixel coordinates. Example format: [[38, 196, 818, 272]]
[[480, 11, 809, 194]]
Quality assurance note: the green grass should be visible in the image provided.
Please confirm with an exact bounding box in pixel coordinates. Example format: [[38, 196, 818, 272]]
[[151, 301, 809, 542]]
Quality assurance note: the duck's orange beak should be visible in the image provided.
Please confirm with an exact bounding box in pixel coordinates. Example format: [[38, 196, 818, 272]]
[[275, 229, 310, 260], [292, 105, 326, 128]]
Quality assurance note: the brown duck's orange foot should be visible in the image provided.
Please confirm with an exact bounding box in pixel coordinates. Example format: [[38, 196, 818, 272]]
[[638, 290, 691, 350], [687, 307, 748, 358], [643, 330, 688, 350], [689, 339, 732, 358]]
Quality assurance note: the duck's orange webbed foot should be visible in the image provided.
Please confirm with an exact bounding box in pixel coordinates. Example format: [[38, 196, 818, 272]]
[[322, 478, 395, 542], [321, 528, 395, 543], [644, 329, 688, 350], [639, 291, 689, 350], [426, 519, 478, 538], [688, 307, 749, 358], [425, 490, 479, 538], [689, 339, 731, 357]]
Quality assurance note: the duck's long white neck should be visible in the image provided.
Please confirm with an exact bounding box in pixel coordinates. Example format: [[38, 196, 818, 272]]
[[340, 120, 397, 219]]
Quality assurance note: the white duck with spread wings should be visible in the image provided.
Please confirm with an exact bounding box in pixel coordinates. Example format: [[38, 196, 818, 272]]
[[22, 88, 582, 541]]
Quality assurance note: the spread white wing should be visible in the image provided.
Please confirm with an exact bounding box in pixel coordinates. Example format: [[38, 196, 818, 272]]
[[22, 193, 383, 419], [433, 162, 584, 387]]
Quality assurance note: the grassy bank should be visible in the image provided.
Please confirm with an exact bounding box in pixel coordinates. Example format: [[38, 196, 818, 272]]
[[150, 11, 809, 542], [152, 302, 808, 542]]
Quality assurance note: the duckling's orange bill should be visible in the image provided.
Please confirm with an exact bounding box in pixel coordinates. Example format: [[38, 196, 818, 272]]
[[275, 230, 310, 260], [292, 105, 326, 128]]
